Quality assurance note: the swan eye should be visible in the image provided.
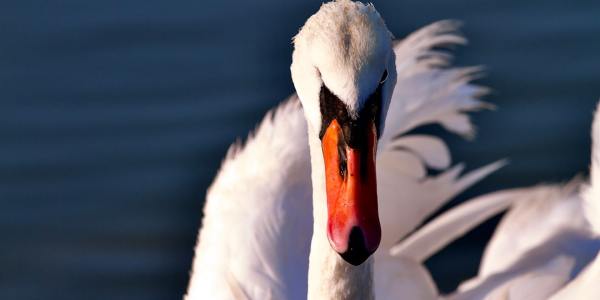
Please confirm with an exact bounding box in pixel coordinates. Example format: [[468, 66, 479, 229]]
[[379, 70, 388, 84]]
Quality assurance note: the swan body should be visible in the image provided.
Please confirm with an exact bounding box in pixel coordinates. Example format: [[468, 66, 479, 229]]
[[185, 1, 498, 299]]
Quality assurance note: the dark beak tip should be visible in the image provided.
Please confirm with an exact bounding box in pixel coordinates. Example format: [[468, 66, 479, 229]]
[[340, 250, 370, 266], [338, 227, 376, 266]]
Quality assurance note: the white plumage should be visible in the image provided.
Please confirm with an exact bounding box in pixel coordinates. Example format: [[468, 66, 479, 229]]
[[185, 3, 499, 296], [550, 252, 600, 299], [184, 2, 600, 299], [186, 98, 312, 300], [447, 104, 600, 300], [393, 104, 600, 299]]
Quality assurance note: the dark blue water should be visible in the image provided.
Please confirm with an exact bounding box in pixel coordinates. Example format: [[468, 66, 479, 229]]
[[1, 1, 599, 299]]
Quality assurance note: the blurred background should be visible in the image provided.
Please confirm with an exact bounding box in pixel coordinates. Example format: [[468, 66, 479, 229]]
[[1, 0, 599, 299]]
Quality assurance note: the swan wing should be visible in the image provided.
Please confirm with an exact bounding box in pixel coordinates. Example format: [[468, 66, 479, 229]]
[[475, 104, 600, 276], [549, 252, 600, 300], [185, 98, 311, 300], [544, 104, 600, 298], [454, 103, 600, 299], [373, 20, 504, 298], [441, 182, 599, 299], [386, 186, 586, 300], [477, 182, 586, 277], [449, 255, 575, 300], [582, 102, 600, 234], [380, 20, 489, 147], [446, 103, 600, 299], [389, 187, 525, 263], [376, 20, 496, 249]]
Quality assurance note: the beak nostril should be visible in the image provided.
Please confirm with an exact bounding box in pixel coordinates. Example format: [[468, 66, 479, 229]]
[[337, 141, 347, 178], [339, 227, 370, 266]]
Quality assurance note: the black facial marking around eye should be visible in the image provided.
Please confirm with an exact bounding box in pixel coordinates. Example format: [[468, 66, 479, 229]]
[[318, 80, 384, 145], [380, 69, 388, 84], [319, 70, 388, 178], [319, 85, 348, 140]]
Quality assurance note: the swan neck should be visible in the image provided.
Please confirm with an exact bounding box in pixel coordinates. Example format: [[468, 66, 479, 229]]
[[306, 132, 374, 300]]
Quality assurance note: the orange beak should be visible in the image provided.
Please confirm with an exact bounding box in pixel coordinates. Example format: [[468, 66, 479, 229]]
[[321, 119, 381, 265]]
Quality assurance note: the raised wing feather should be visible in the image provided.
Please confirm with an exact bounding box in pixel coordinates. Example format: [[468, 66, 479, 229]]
[[385, 135, 451, 170], [390, 184, 523, 263], [372, 21, 506, 298], [376, 20, 498, 251], [380, 21, 489, 145]]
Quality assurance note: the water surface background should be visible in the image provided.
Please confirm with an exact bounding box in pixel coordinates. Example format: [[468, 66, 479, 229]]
[[1, 1, 599, 299]]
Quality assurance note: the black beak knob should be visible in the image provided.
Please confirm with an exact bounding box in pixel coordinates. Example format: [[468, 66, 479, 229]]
[[339, 227, 372, 266]]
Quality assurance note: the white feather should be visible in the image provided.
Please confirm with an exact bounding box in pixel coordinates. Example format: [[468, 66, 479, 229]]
[[377, 161, 506, 250], [450, 256, 575, 300], [378, 150, 426, 179], [385, 135, 451, 170], [186, 98, 311, 300], [445, 101, 600, 299], [390, 184, 522, 263], [476, 182, 587, 278], [582, 102, 600, 234], [550, 252, 600, 300]]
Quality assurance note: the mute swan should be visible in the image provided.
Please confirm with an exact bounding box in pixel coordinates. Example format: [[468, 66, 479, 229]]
[[393, 102, 600, 299], [185, 1, 499, 299]]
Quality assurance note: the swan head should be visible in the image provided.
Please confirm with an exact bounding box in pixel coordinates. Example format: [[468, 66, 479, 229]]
[[291, 0, 396, 266]]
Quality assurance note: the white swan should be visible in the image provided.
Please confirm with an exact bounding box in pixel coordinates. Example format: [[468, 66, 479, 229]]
[[185, 1, 499, 299], [393, 102, 600, 299]]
